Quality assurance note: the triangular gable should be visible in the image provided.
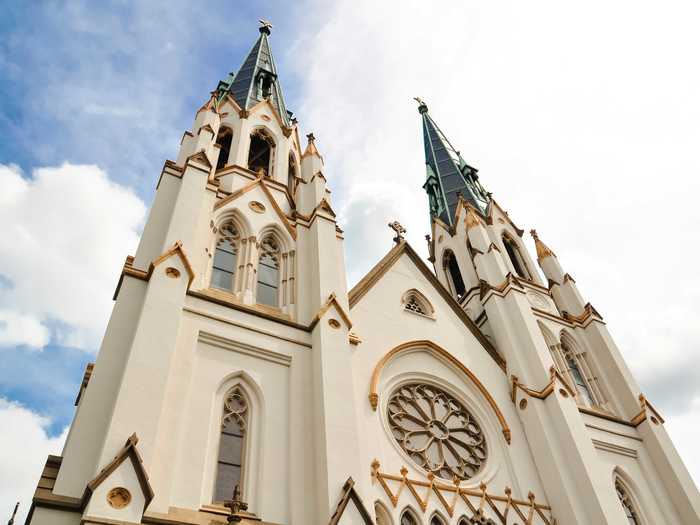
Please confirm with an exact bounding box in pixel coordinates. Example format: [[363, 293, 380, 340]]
[[85, 434, 154, 510], [488, 199, 524, 237], [349, 241, 505, 371], [213, 175, 297, 240], [310, 293, 353, 331], [327, 478, 374, 525]]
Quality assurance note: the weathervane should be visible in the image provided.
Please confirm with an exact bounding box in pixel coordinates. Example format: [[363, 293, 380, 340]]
[[388, 221, 406, 244], [413, 96, 424, 105]]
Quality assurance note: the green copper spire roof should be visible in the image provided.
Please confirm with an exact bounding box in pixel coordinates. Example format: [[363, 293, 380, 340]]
[[417, 99, 490, 226], [216, 21, 292, 127]]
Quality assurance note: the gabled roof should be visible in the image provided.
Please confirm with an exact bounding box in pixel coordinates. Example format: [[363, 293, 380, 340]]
[[349, 240, 506, 370], [216, 24, 291, 127], [327, 478, 374, 525]]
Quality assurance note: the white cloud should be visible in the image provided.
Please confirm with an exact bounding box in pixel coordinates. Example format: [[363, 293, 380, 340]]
[[292, 0, 700, 483], [0, 310, 49, 349], [0, 163, 146, 350], [0, 398, 67, 524]]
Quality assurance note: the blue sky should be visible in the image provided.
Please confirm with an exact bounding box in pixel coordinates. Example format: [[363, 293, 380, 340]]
[[2, 0, 700, 520]]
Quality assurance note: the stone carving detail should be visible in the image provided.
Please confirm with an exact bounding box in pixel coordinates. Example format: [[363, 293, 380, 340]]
[[526, 291, 548, 309], [106, 487, 131, 509], [387, 384, 487, 480], [222, 386, 249, 434]]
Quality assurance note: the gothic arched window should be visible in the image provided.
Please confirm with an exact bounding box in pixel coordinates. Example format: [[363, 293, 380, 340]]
[[502, 234, 531, 280], [402, 289, 434, 317], [375, 502, 393, 525], [615, 479, 642, 524], [214, 386, 249, 503], [399, 509, 419, 525], [443, 250, 466, 299], [215, 127, 233, 171], [211, 222, 240, 291], [256, 236, 281, 307], [248, 130, 275, 177], [560, 335, 598, 407], [430, 514, 447, 525]]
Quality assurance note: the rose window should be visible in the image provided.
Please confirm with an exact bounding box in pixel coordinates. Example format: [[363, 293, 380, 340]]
[[387, 383, 487, 480]]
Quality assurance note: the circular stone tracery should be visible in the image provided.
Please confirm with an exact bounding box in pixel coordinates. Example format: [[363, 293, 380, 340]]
[[387, 383, 487, 480]]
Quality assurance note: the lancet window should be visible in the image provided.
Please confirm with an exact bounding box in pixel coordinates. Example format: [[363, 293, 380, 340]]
[[539, 324, 605, 408], [430, 515, 447, 525], [215, 127, 233, 171], [400, 509, 418, 525], [615, 479, 642, 525], [214, 386, 249, 503], [502, 234, 531, 280], [248, 129, 275, 177], [443, 250, 466, 299], [211, 222, 240, 291], [256, 235, 281, 307], [375, 502, 393, 525]]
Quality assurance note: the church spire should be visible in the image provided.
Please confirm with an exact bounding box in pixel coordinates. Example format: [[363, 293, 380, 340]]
[[216, 20, 292, 126], [416, 98, 490, 226]]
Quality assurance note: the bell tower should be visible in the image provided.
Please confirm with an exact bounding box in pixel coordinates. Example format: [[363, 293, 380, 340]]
[[420, 100, 700, 524]]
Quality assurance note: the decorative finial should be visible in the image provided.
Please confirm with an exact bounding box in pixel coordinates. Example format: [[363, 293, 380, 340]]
[[530, 229, 556, 260], [414, 96, 429, 114], [7, 502, 19, 525], [258, 19, 273, 35], [388, 221, 406, 244], [225, 484, 248, 523], [306, 132, 315, 143]]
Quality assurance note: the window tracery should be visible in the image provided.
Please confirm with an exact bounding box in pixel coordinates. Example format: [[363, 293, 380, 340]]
[[402, 290, 434, 317], [256, 235, 281, 307], [211, 222, 240, 291], [214, 386, 249, 503], [615, 479, 642, 525], [387, 383, 487, 481]]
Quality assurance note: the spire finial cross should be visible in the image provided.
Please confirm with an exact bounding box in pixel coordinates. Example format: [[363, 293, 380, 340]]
[[306, 132, 315, 143], [388, 221, 406, 244], [258, 19, 273, 34], [414, 96, 429, 114]]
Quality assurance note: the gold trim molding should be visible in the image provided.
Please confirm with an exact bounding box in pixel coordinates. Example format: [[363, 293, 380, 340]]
[[368, 340, 511, 444]]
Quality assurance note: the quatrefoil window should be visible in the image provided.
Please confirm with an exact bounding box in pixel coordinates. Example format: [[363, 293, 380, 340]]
[[387, 383, 487, 480]]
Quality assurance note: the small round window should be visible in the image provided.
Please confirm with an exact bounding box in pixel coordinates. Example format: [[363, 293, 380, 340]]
[[387, 383, 487, 480]]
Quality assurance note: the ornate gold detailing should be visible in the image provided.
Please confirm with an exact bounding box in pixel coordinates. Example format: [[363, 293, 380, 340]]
[[529, 230, 556, 261], [302, 132, 322, 159], [387, 383, 487, 481], [371, 461, 554, 524], [631, 394, 665, 427], [388, 220, 407, 243], [465, 205, 483, 229], [369, 340, 511, 444], [328, 478, 374, 525], [165, 267, 181, 279], [561, 303, 603, 325], [248, 201, 266, 213], [348, 332, 362, 345], [510, 366, 576, 403]]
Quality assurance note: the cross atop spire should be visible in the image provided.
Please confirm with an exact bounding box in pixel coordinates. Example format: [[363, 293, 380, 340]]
[[215, 23, 292, 126], [416, 100, 490, 226]]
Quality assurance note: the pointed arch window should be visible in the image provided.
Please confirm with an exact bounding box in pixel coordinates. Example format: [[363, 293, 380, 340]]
[[615, 479, 642, 525], [214, 386, 249, 503], [375, 502, 393, 525], [215, 127, 233, 171], [443, 250, 466, 299], [402, 289, 434, 318], [211, 222, 240, 291], [248, 130, 275, 177], [502, 234, 531, 280], [430, 515, 447, 525], [399, 509, 418, 525], [562, 342, 595, 406], [256, 236, 281, 307]]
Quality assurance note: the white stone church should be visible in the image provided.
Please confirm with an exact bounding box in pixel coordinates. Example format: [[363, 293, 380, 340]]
[[25, 22, 700, 525]]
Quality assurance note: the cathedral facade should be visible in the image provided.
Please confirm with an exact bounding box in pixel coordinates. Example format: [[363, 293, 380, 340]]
[[25, 23, 700, 525]]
